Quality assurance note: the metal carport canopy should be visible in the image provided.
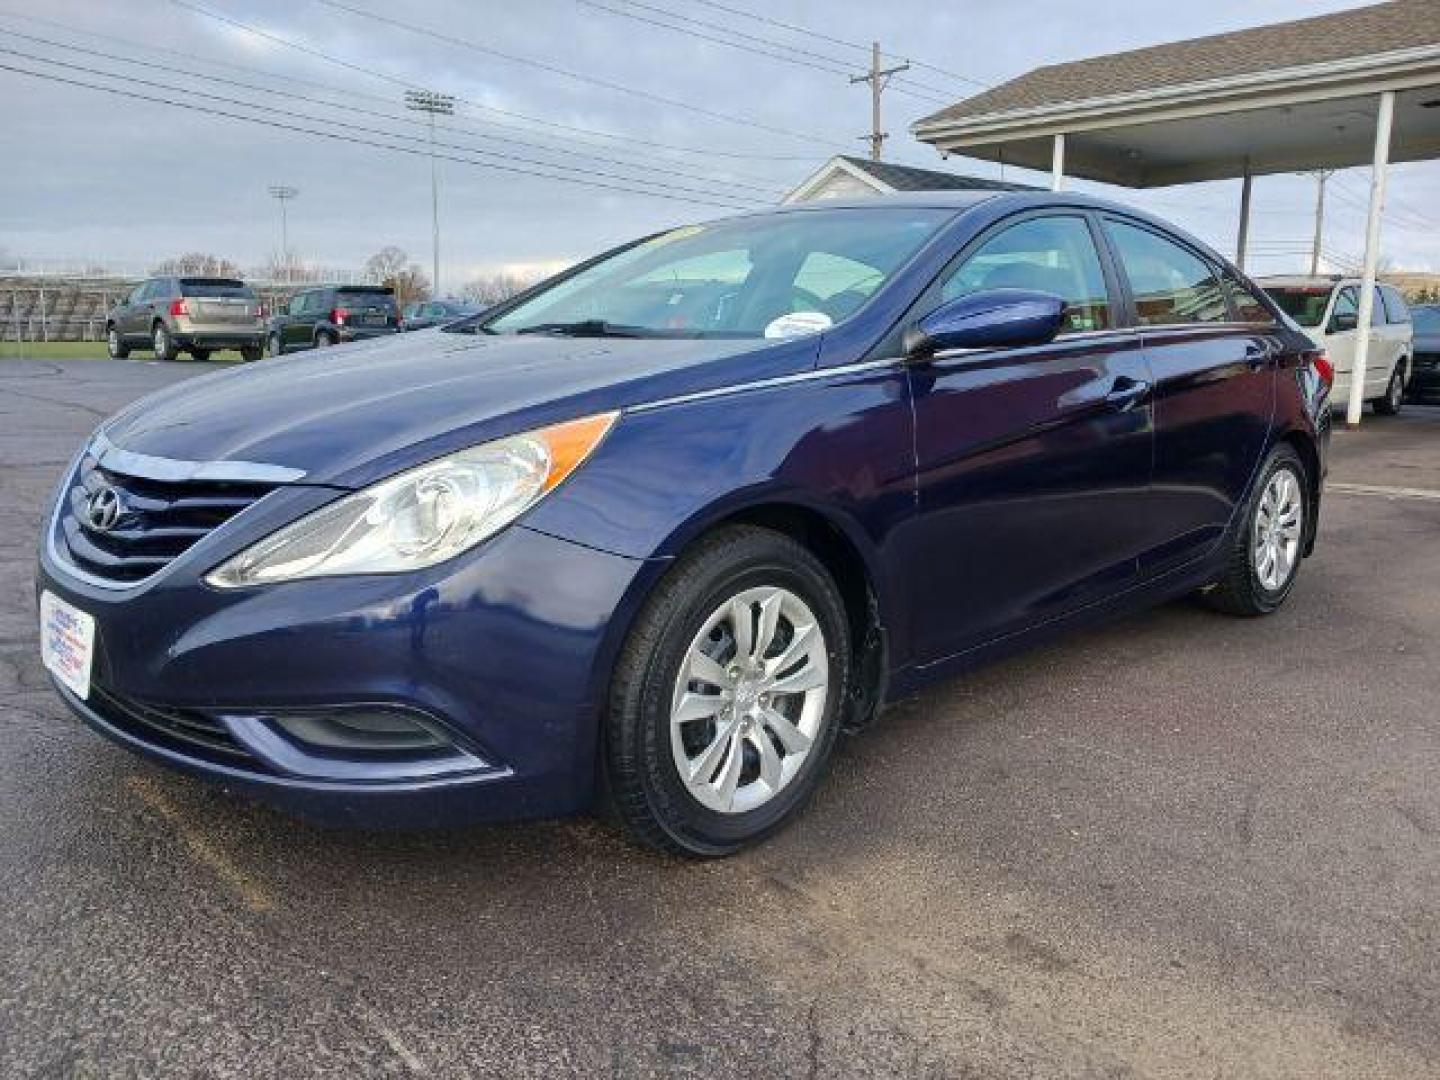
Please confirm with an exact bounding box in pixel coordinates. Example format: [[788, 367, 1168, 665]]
[[911, 0, 1440, 426]]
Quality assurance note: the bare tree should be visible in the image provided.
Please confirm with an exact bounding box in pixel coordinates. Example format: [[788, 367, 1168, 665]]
[[153, 252, 242, 277], [259, 250, 323, 284], [460, 270, 542, 307], [363, 246, 431, 308]]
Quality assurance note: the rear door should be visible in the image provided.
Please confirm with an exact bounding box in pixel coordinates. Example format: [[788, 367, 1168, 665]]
[[283, 291, 318, 348], [1099, 216, 1276, 576], [116, 283, 146, 339], [906, 211, 1156, 663]]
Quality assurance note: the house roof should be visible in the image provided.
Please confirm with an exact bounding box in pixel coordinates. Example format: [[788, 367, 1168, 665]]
[[918, 0, 1440, 127], [835, 155, 1028, 192]]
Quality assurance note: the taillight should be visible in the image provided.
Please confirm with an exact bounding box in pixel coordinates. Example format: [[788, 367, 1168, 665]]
[[1312, 350, 1334, 388], [169, 298, 189, 318], [332, 307, 350, 325]]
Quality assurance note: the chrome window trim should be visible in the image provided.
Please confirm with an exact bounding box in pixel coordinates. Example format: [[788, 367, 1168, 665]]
[[627, 358, 900, 412]]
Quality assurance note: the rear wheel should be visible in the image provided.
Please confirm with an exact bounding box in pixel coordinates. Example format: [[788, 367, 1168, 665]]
[[240, 345, 262, 363], [152, 323, 178, 361], [1372, 364, 1405, 416], [268, 332, 285, 357], [605, 526, 850, 857], [316, 330, 336, 348], [106, 325, 129, 359], [189, 348, 211, 363], [1201, 444, 1307, 616]]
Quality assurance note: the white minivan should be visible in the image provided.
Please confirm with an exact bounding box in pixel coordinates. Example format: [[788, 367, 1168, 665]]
[[1260, 276, 1414, 415]]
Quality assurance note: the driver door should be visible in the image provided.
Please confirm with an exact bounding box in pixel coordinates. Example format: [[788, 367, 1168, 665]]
[[904, 212, 1156, 664]]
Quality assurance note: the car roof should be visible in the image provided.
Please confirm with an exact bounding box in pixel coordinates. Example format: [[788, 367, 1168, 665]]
[[1256, 275, 1348, 288]]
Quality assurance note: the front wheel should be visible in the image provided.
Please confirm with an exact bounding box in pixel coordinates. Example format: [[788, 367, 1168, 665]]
[[268, 332, 284, 357], [604, 526, 850, 857], [1372, 364, 1405, 416], [189, 348, 212, 363], [1201, 445, 1308, 616], [240, 345, 262, 363]]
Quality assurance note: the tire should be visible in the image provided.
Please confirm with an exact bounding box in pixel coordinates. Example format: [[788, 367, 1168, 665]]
[[605, 526, 851, 858], [189, 348, 212, 363], [316, 330, 336, 348], [1201, 444, 1308, 617], [1372, 364, 1405, 416], [152, 323, 178, 362], [105, 324, 129, 359], [240, 345, 263, 363], [268, 332, 285, 357]]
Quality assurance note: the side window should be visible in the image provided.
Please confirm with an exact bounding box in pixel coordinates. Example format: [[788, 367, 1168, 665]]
[[1105, 220, 1227, 325], [1226, 276, 1273, 323], [1331, 287, 1358, 330], [127, 283, 148, 304], [937, 215, 1112, 334], [305, 292, 328, 314], [287, 293, 308, 316]]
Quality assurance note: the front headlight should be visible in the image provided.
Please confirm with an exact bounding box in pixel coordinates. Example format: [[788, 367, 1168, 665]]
[[205, 411, 617, 588]]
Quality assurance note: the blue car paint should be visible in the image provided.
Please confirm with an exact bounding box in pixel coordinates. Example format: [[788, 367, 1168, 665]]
[[37, 191, 1330, 826]]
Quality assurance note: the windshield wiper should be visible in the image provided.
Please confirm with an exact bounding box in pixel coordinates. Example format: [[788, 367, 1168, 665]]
[[513, 319, 653, 338]]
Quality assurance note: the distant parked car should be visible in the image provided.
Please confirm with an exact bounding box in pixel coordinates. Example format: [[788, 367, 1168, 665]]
[[401, 299, 482, 331], [1406, 304, 1440, 406], [1260, 276, 1413, 415], [106, 277, 264, 362], [267, 286, 400, 355]]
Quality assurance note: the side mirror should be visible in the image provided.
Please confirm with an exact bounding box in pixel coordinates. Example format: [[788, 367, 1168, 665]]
[[903, 289, 1067, 360], [1331, 311, 1358, 333]]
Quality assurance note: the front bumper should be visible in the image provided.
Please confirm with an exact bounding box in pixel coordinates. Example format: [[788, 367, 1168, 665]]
[[1405, 361, 1440, 405], [38, 519, 659, 827]]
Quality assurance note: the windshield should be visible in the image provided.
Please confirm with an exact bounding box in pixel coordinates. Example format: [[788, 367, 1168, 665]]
[[483, 208, 952, 339], [1264, 286, 1332, 327], [1413, 305, 1440, 334]]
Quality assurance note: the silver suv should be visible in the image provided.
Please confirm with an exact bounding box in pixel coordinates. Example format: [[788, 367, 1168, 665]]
[[106, 277, 265, 362]]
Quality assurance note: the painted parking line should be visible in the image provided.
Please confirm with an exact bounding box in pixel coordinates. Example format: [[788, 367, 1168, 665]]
[[1327, 482, 1440, 502], [127, 774, 275, 913]]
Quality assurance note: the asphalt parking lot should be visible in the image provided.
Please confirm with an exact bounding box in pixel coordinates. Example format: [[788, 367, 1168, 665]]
[[2, 358, 1439, 1078]]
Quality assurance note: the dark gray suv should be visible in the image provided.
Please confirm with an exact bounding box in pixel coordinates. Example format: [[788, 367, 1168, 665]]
[[267, 286, 401, 354], [106, 277, 265, 362]]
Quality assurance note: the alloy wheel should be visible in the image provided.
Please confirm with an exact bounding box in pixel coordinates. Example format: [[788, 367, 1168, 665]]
[[669, 586, 828, 815], [1253, 467, 1303, 592]]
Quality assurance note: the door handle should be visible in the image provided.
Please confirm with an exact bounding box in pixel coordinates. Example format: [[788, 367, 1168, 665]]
[[1104, 376, 1151, 411]]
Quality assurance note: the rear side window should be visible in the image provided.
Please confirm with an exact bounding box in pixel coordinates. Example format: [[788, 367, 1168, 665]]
[[1380, 286, 1410, 324], [180, 278, 255, 299], [939, 215, 1112, 333], [1226, 277, 1274, 323], [1264, 287, 1332, 327], [1105, 220, 1227, 325]]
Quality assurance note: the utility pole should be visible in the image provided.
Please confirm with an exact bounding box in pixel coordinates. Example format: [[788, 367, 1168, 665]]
[[1307, 169, 1335, 276], [850, 42, 909, 163], [404, 89, 455, 297], [268, 185, 299, 280]]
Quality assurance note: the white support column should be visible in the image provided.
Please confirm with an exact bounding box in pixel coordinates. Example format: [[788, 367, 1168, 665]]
[[1236, 159, 1253, 271], [1346, 90, 1395, 429], [1050, 133, 1065, 192]]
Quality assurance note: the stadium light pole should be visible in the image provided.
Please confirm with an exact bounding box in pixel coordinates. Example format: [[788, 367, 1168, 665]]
[[404, 89, 455, 297], [267, 185, 299, 281]]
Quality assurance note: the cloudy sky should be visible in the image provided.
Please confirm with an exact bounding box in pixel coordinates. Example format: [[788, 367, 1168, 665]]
[[2, 0, 1437, 290]]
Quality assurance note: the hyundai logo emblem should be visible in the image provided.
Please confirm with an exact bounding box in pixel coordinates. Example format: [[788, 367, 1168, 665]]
[[84, 485, 125, 532]]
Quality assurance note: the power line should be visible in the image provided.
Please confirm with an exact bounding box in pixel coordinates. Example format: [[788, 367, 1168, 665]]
[[575, 0, 954, 106], [0, 5, 817, 165], [0, 58, 761, 211], [307, 0, 844, 149], [0, 25, 787, 197], [676, 0, 992, 89], [0, 44, 765, 208]]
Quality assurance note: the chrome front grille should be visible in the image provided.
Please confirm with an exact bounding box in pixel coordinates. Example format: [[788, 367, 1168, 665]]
[[55, 450, 277, 585]]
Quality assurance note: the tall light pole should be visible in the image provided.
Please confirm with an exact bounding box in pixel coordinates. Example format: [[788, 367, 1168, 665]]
[[404, 89, 455, 296], [267, 185, 299, 280]]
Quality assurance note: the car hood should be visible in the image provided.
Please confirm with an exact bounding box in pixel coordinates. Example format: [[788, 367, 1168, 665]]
[[99, 329, 817, 488]]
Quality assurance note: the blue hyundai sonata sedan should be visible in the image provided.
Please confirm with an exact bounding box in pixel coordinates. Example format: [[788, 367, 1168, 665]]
[[37, 192, 1330, 856]]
